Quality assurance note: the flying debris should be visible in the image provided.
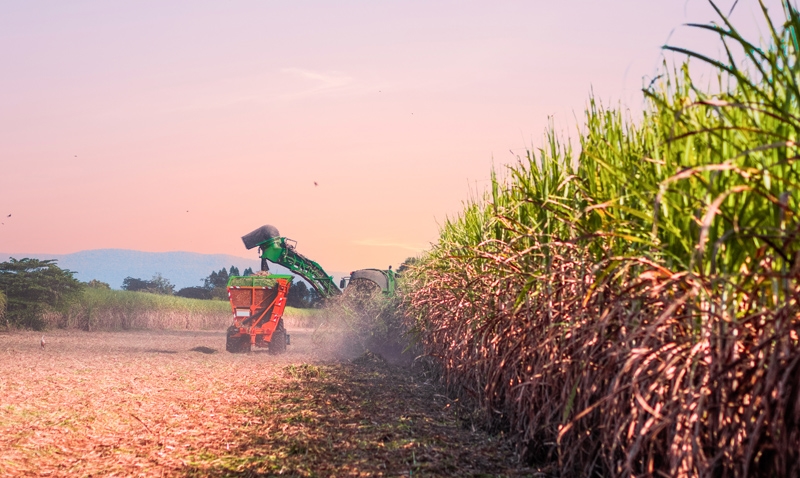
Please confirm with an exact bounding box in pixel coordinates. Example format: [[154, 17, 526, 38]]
[[314, 182, 318, 187], [40, 336, 46, 349]]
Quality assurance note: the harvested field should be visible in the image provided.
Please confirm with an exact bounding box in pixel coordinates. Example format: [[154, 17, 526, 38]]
[[0, 328, 530, 477]]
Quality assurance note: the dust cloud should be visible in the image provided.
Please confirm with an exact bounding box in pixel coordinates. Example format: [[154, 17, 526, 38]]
[[306, 280, 416, 365]]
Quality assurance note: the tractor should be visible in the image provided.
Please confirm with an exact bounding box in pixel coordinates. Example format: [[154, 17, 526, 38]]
[[225, 224, 396, 353]]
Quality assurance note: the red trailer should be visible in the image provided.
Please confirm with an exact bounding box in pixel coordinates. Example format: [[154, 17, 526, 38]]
[[225, 275, 292, 354]]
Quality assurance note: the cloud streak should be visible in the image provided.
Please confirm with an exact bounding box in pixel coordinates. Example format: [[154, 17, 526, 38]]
[[278, 68, 356, 100]]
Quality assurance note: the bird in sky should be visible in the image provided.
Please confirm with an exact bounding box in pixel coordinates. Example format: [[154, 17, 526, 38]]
[[314, 181, 318, 187], [6, 214, 10, 217]]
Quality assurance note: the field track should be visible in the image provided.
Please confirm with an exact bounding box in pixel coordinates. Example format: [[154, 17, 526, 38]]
[[0, 329, 529, 477]]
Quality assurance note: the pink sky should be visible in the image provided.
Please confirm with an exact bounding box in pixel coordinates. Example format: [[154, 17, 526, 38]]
[[0, 1, 785, 271]]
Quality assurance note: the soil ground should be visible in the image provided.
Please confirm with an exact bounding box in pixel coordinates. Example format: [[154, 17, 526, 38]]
[[0, 328, 535, 477]]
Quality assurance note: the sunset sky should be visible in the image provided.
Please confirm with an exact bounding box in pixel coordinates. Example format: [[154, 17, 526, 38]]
[[0, 1, 785, 271]]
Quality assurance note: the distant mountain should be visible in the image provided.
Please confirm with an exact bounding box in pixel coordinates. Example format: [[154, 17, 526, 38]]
[[0, 249, 348, 290]]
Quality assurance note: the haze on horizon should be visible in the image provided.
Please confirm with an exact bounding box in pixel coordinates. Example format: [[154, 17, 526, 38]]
[[0, 1, 784, 271]]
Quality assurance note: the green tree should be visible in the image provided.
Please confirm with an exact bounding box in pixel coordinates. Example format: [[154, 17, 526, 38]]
[[149, 273, 175, 295], [86, 279, 111, 289], [203, 268, 230, 289], [121, 274, 174, 295], [286, 281, 321, 308], [217, 267, 229, 286], [397, 257, 418, 274], [229, 266, 240, 277], [121, 277, 150, 292], [0, 290, 7, 327], [203, 271, 218, 289], [0, 258, 83, 330], [242, 267, 254, 276]]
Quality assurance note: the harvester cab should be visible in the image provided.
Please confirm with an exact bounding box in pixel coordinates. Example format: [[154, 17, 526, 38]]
[[339, 266, 398, 295]]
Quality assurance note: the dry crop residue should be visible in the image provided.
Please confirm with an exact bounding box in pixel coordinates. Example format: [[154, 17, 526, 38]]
[[0, 329, 531, 477], [187, 353, 532, 477], [0, 329, 294, 476]]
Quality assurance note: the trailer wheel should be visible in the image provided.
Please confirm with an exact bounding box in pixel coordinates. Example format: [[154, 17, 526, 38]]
[[269, 320, 287, 355], [226, 326, 251, 353]]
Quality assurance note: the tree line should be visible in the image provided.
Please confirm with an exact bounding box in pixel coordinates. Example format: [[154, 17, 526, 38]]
[[0, 257, 323, 330], [120, 266, 251, 300], [119, 265, 319, 307]]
